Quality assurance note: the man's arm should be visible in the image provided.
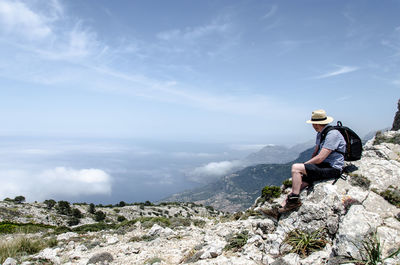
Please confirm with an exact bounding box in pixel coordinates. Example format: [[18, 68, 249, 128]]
[[311, 145, 319, 158], [305, 148, 332, 165]]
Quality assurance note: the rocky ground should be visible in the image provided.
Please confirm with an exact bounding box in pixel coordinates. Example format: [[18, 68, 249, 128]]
[[1, 130, 400, 265]]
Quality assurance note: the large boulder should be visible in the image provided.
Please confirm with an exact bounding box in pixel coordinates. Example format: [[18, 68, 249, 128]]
[[392, 99, 400, 131]]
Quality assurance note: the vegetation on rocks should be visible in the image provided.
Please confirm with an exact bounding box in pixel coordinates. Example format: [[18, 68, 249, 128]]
[[379, 186, 400, 207], [0, 222, 55, 234], [283, 228, 327, 257], [261, 185, 281, 203], [0, 236, 57, 264], [345, 231, 400, 265], [224, 230, 249, 252], [374, 131, 400, 145], [349, 173, 371, 190]]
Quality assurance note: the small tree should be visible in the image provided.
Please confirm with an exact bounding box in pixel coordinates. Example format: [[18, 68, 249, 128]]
[[88, 203, 96, 214], [119, 201, 126, 207], [56, 201, 72, 215], [72, 208, 83, 219], [44, 199, 56, 209], [14, 196, 26, 204], [261, 185, 281, 202], [94, 211, 106, 222], [68, 217, 80, 226]]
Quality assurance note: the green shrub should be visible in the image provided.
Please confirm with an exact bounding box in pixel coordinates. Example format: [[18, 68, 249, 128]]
[[14, 196, 26, 204], [72, 222, 115, 233], [282, 179, 292, 189], [56, 201, 71, 215], [261, 185, 281, 202], [284, 228, 327, 257], [68, 217, 80, 226], [224, 231, 248, 252], [379, 186, 400, 207], [72, 208, 83, 219], [88, 203, 96, 214], [117, 215, 126, 222], [44, 199, 56, 209], [349, 174, 371, 190], [144, 201, 153, 206], [94, 211, 106, 222], [0, 222, 54, 234], [192, 219, 206, 228]]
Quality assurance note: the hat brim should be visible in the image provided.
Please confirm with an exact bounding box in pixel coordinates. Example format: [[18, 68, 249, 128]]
[[306, 116, 334, 124]]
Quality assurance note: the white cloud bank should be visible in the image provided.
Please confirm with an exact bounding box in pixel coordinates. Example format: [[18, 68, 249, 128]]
[[187, 160, 244, 183], [0, 167, 112, 201]]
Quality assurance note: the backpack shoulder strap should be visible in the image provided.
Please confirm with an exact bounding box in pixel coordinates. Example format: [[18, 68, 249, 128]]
[[320, 125, 334, 143], [319, 125, 345, 156]]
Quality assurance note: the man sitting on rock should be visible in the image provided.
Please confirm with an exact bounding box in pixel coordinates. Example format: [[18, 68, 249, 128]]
[[278, 109, 346, 214]]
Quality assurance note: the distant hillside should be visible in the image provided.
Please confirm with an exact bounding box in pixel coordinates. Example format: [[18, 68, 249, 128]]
[[163, 147, 314, 212], [244, 140, 314, 165]]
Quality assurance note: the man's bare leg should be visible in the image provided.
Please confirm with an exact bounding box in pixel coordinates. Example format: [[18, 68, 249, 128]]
[[281, 163, 308, 207]]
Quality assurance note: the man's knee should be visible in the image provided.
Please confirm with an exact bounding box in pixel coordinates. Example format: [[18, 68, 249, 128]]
[[292, 163, 305, 173]]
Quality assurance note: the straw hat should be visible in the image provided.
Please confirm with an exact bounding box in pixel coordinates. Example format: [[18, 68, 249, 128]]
[[306, 109, 334, 124]]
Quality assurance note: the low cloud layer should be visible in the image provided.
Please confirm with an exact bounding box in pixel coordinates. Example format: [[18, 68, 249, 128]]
[[0, 167, 112, 202], [187, 160, 245, 183]]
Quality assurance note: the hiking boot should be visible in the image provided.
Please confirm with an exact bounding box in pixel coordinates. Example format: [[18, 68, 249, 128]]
[[278, 193, 302, 214], [258, 206, 280, 220]]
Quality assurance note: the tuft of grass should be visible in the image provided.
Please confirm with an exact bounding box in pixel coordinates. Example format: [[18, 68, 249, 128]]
[[345, 230, 400, 265], [224, 230, 248, 252], [192, 219, 206, 228], [283, 228, 327, 257], [72, 222, 115, 233], [261, 185, 281, 202], [379, 186, 400, 207], [0, 236, 57, 263], [145, 257, 162, 264], [349, 174, 371, 190], [130, 234, 158, 242]]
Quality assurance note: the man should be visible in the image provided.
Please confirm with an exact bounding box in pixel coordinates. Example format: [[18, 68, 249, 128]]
[[278, 109, 346, 214]]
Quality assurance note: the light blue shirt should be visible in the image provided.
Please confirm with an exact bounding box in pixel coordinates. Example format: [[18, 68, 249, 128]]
[[316, 128, 346, 170]]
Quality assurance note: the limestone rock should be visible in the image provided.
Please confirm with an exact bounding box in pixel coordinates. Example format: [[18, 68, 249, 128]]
[[87, 252, 113, 265], [3, 258, 17, 265]]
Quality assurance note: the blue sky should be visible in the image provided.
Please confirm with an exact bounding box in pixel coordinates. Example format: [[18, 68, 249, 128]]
[[1, 0, 399, 144], [0, 1, 400, 202]]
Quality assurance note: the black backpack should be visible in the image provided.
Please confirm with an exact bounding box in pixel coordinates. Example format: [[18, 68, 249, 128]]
[[320, 121, 363, 161]]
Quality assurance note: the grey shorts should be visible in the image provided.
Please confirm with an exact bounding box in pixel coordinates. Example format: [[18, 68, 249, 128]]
[[303, 162, 341, 184]]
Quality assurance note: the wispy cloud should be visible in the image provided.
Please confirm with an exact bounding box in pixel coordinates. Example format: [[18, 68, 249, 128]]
[[0, 0, 52, 39], [0, 0, 303, 119], [261, 5, 278, 20], [381, 26, 400, 57], [313, 65, 359, 79], [157, 17, 231, 42], [157, 23, 230, 41]]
